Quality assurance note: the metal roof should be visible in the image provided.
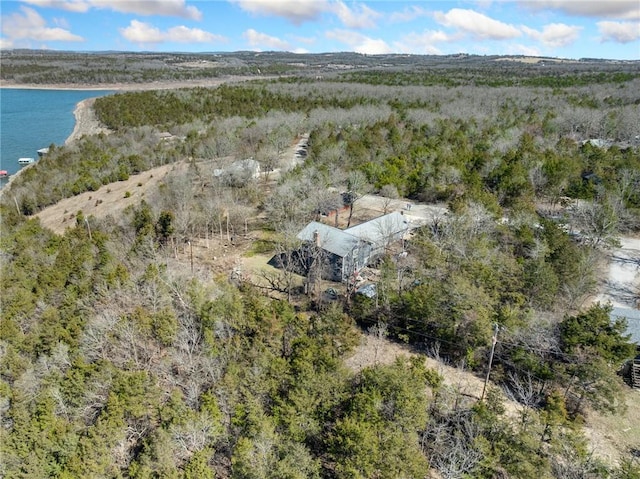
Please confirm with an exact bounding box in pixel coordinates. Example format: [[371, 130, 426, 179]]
[[345, 211, 409, 249], [297, 221, 364, 258], [297, 212, 409, 258]]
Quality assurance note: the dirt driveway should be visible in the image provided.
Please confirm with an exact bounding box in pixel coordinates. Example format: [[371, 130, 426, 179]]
[[596, 237, 640, 342]]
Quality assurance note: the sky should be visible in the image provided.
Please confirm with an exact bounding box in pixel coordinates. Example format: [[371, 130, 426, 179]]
[[0, 1, 639, 59]]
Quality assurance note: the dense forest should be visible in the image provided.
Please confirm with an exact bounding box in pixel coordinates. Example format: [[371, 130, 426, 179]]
[[1, 53, 640, 478], [2, 49, 639, 86]]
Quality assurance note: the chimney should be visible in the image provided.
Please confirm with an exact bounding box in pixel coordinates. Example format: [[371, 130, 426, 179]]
[[313, 230, 320, 247]]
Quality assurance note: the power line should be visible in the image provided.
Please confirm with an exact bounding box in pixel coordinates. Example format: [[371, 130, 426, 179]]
[[359, 317, 572, 391], [395, 315, 581, 361]]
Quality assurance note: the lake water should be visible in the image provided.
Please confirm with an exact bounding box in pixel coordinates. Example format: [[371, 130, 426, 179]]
[[0, 88, 112, 186]]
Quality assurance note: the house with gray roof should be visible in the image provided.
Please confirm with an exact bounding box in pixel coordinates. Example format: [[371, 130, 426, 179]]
[[346, 211, 409, 258], [297, 212, 410, 282]]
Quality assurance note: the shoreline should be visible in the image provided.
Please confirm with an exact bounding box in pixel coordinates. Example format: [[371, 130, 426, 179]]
[[2, 74, 279, 145], [0, 75, 276, 93], [66, 97, 110, 145], [0, 74, 276, 197], [1, 83, 122, 91], [0, 94, 108, 198]]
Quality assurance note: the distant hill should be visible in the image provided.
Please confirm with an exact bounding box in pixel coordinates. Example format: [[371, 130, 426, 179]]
[[2, 49, 638, 86]]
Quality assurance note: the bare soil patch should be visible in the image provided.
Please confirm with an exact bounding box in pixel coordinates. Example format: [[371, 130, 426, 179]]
[[34, 162, 189, 234], [66, 97, 110, 144], [582, 389, 640, 465]]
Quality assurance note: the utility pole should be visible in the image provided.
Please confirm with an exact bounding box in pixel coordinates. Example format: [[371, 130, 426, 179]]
[[481, 323, 499, 402]]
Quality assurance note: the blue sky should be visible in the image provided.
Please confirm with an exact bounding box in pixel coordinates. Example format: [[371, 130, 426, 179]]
[[1, 1, 639, 59]]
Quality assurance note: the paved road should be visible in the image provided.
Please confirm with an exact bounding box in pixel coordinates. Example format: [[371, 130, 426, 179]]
[[596, 237, 640, 343]]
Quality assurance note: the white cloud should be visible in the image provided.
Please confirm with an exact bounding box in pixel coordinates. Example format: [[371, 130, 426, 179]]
[[522, 23, 582, 47], [326, 29, 393, 54], [22, 0, 203, 20], [475, 0, 495, 9], [243, 28, 290, 50], [1, 6, 83, 42], [93, 0, 202, 20], [0, 38, 14, 49], [120, 20, 163, 43], [330, 1, 381, 29], [509, 43, 542, 56], [398, 29, 461, 54], [21, 0, 90, 13], [53, 17, 71, 28], [120, 20, 224, 44], [165, 25, 222, 42], [434, 8, 521, 40], [598, 21, 640, 43], [521, 1, 640, 20], [233, 0, 380, 29], [355, 37, 393, 54], [389, 6, 431, 23], [232, 0, 328, 24]]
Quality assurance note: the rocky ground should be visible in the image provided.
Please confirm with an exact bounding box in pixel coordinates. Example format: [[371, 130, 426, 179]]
[[65, 98, 110, 144]]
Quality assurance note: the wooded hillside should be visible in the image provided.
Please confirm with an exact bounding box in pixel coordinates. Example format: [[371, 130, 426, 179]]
[[1, 53, 639, 478]]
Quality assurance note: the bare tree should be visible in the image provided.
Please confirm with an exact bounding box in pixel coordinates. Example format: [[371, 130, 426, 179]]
[[239, 121, 264, 159], [423, 410, 484, 479], [368, 321, 388, 365], [170, 412, 219, 461], [151, 171, 198, 242], [344, 170, 370, 228], [301, 235, 329, 298], [264, 180, 309, 230], [270, 221, 305, 302], [504, 371, 540, 431], [561, 248, 598, 310], [379, 184, 399, 214], [255, 143, 279, 182], [571, 196, 621, 249], [266, 124, 292, 162]]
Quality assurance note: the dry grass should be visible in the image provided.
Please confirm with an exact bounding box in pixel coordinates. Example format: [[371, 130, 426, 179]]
[[34, 162, 189, 234], [345, 333, 640, 466], [582, 389, 640, 465]]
